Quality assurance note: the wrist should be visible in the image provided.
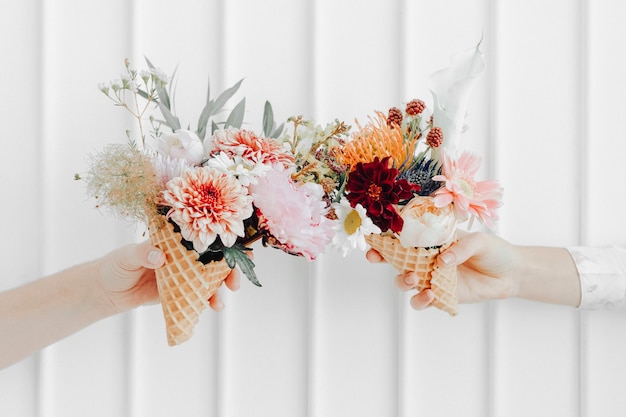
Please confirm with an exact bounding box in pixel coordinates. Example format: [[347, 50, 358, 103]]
[[512, 245, 581, 306]]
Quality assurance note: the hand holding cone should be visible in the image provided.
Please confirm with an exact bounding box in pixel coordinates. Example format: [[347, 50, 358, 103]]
[[149, 215, 232, 346], [365, 233, 458, 316]]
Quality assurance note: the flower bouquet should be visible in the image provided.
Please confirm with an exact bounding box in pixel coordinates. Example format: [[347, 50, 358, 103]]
[[80, 60, 334, 345], [330, 43, 503, 315]]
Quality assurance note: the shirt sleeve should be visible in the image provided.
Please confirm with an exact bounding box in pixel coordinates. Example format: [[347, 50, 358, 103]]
[[566, 246, 626, 310]]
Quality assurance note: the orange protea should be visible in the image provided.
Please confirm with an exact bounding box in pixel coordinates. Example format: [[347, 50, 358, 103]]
[[337, 111, 418, 170]]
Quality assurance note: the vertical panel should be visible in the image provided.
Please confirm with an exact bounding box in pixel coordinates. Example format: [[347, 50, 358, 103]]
[[493, 1, 582, 416], [310, 1, 402, 416], [38, 1, 135, 416], [583, 1, 626, 416], [5, 1, 626, 417], [128, 1, 225, 416], [401, 1, 492, 416], [0, 0, 42, 413], [220, 1, 314, 416]]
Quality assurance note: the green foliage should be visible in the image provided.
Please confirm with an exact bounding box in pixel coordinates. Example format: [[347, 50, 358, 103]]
[[222, 244, 260, 287]]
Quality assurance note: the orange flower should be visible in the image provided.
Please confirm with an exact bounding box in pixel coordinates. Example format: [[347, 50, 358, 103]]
[[337, 111, 418, 170]]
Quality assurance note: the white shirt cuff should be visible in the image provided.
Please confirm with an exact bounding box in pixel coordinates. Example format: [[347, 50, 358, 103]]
[[566, 246, 626, 310]]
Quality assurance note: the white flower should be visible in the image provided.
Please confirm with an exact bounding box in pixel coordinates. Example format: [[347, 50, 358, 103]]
[[155, 129, 204, 165], [152, 154, 193, 189], [206, 152, 271, 186], [139, 69, 151, 83], [428, 41, 486, 155], [97, 82, 111, 95], [396, 196, 456, 248], [331, 198, 381, 257], [110, 79, 123, 92]]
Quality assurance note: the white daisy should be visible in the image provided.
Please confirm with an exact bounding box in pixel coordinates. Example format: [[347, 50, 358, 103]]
[[331, 198, 381, 257], [206, 152, 271, 186]]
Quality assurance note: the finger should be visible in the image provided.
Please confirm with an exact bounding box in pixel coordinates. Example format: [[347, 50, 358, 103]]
[[366, 248, 385, 263], [409, 289, 435, 310], [114, 241, 165, 272], [209, 292, 225, 312], [436, 232, 482, 268], [224, 268, 241, 291], [395, 271, 420, 291]]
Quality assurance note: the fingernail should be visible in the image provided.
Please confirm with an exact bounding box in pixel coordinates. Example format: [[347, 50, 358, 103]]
[[420, 290, 434, 303], [440, 252, 455, 265], [147, 250, 164, 266], [404, 273, 416, 286]]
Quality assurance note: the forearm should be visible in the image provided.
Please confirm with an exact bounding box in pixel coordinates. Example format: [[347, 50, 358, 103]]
[[513, 245, 581, 307], [0, 261, 112, 369]]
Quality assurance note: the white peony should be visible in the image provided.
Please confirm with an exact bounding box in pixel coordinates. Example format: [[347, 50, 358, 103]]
[[396, 196, 456, 248], [155, 129, 204, 165]]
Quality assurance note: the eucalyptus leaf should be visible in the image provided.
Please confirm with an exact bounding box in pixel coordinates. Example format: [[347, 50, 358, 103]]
[[137, 89, 150, 101], [157, 101, 181, 131], [262, 101, 275, 137], [145, 56, 156, 70], [224, 98, 246, 129], [271, 122, 285, 139], [157, 84, 172, 111], [211, 79, 244, 115]]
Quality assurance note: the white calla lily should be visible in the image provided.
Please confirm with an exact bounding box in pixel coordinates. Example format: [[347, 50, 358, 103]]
[[428, 41, 486, 157]]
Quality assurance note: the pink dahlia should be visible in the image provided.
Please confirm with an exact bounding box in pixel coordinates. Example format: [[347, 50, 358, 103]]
[[207, 129, 294, 168], [163, 166, 253, 251], [432, 150, 503, 228], [248, 168, 334, 260]]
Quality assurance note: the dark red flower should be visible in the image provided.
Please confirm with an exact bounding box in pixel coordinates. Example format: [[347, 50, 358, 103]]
[[345, 156, 417, 233]]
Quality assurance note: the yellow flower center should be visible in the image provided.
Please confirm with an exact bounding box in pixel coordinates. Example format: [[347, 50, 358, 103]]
[[367, 184, 382, 200], [458, 177, 475, 198], [344, 209, 363, 235]]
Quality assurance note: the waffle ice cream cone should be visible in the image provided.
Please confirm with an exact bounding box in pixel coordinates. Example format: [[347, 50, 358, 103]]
[[149, 215, 232, 346], [365, 233, 458, 316]]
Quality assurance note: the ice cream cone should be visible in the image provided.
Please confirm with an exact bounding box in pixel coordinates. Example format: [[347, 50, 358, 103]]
[[365, 233, 457, 316], [148, 215, 232, 346]]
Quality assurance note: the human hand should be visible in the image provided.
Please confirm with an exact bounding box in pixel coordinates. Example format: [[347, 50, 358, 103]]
[[366, 231, 522, 310], [96, 241, 240, 315]]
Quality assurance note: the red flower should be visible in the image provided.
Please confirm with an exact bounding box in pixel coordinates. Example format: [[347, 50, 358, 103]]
[[346, 157, 417, 233]]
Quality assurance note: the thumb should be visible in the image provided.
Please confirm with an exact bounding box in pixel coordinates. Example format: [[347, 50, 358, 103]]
[[115, 241, 165, 271], [436, 232, 484, 267]]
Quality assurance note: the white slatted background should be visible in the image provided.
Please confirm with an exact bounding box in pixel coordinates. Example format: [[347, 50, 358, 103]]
[[1, 0, 625, 416]]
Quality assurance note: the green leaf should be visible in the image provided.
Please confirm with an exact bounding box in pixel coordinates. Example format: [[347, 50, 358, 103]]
[[262, 101, 275, 137], [212, 79, 244, 115], [211, 120, 219, 134], [224, 98, 246, 129], [222, 245, 261, 287], [157, 101, 181, 131], [197, 78, 213, 140], [271, 122, 285, 139], [137, 89, 150, 100], [157, 84, 172, 112]]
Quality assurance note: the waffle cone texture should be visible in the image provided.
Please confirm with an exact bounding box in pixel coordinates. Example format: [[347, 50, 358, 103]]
[[365, 233, 458, 316], [149, 215, 232, 346]]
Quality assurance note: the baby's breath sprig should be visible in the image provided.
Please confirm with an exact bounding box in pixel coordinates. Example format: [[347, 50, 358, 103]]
[[98, 59, 169, 148]]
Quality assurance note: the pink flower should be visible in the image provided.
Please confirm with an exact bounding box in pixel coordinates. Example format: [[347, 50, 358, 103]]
[[163, 166, 253, 251], [206, 129, 294, 168], [432, 150, 502, 228], [248, 168, 334, 260]]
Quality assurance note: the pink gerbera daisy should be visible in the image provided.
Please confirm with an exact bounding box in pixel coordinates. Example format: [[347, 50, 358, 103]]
[[432, 150, 503, 228], [163, 166, 253, 251], [207, 129, 294, 168]]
